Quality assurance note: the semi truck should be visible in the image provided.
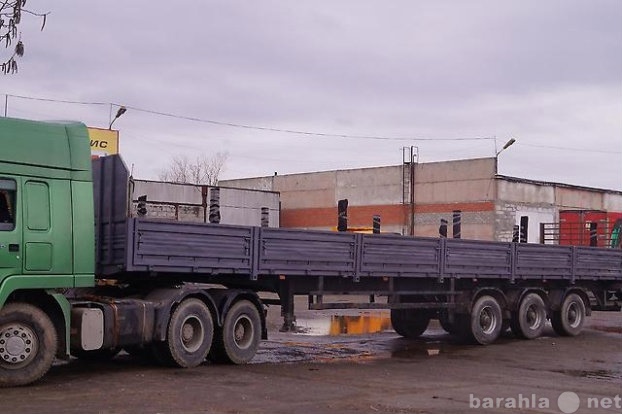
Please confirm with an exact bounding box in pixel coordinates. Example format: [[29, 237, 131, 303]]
[[0, 117, 621, 387]]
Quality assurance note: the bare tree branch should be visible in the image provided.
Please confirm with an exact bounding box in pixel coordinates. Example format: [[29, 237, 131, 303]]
[[159, 152, 229, 186], [1, 1, 49, 74]]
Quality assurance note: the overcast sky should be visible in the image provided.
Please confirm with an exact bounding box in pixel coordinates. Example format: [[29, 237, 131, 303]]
[[3, 1, 621, 190]]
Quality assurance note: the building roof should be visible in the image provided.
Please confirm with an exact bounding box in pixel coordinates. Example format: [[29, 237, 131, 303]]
[[495, 174, 622, 196]]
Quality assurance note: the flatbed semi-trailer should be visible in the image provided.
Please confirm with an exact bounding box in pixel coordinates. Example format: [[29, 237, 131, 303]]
[[0, 117, 621, 387]]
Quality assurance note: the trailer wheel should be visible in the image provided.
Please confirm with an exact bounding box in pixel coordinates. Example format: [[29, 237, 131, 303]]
[[0, 303, 57, 387], [390, 309, 430, 339], [465, 296, 503, 345], [510, 293, 547, 339], [209, 300, 261, 365], [551, 293, 586, 337], [158, 298, 214, 368]]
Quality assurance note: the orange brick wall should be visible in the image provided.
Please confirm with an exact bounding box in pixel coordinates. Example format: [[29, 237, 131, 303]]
[[281, 201, 495, 228]]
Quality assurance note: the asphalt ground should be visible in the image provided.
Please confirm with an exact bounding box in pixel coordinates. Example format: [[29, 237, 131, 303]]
[[2, 306, 620, 414]]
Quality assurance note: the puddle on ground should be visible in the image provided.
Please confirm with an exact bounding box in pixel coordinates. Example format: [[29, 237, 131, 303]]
[[295, 312, 392, 336], [254, 340, 376, 364], [558, 369, 622, 382], [390, 340, 448, 358], [592, 325, 622, 334]]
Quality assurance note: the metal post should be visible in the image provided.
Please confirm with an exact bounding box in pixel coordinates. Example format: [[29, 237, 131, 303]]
[[402, 146, 418, 236], [261, 207, 270, 227], [439, 218, 448, 238], [201, 186, 208, 223], [337, 199, 348, 232], [209, 187, 221, 224], [452, 211, 461, 239], [372, 215, 381, 234]]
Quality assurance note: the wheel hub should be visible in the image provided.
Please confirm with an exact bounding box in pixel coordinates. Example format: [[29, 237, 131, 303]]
[[0, 324, 37, 366], [180, 316, 203, 353], [479, 307, 497, 334], [234, 324, 245, 341], [567, 304, 581, 327], [233, 316, 253, 349], [526, 305, 542, 329]]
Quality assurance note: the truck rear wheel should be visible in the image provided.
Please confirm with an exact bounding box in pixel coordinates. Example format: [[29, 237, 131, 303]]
[[390, 309, 430, 339], [463, 295, 503, 345], [0, 303, 57, 387], [209, 300, 261, 364], [551, 293, 586, 337], [510, 293, 547, 339], [156, 298, 214, 368]]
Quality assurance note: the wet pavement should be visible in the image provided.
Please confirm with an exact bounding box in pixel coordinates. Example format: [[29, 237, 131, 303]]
[[1, 307, 621, 414]]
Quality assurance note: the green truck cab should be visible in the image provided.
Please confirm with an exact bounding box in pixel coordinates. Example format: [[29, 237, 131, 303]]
[[0, 117, 95, 385]]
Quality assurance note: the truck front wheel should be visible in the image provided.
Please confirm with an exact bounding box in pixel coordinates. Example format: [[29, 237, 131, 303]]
[[0, 303, 57, 387]]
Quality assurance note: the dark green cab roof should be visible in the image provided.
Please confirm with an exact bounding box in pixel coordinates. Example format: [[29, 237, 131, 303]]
[[0, 117, 92, 181]]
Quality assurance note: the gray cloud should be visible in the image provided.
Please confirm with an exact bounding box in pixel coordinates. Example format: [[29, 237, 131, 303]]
[[4, 0, 621, 189]]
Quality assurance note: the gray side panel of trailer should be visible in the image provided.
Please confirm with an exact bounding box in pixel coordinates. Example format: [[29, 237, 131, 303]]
[[257, 228, 357, 277], [514, 244, 573, 280], [358, 234, 441, 277], [127, 219, 254, 274], [444, 239, 513, 279], [575, 247, 622, 280], [104, 214, 622, 283]]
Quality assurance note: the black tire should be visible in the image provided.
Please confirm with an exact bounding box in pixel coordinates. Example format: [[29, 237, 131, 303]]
[[156, 298, 214, 368], [438, 311, 458, 335], [390, 309, 430, 339], [0, 303, 57, 387], [123, 345, 146, 358], [466, 296, 503, 345], [72, 347, 120, 361], [551, 293, 586, 337], [209, 300, 261, 365], [124, 345, 155, 360], [510, 293, 547, 339]]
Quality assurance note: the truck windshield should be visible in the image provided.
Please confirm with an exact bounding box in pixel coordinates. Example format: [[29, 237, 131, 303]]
[[0, 179, 16, 231]]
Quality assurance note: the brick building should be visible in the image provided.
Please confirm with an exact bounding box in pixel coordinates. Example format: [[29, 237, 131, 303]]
[[222, 157, 622, 245]]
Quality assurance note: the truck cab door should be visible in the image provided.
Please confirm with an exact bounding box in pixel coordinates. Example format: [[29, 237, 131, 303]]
[[0, 178, 22, 281]]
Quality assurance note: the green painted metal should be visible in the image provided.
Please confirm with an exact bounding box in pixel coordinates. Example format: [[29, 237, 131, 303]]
[[0, 275, 76, 307], [0, 117, 91, 181], [0, 117, 96, 356], [22, 179, 73, 275], [71, 181, 95, 276], [0, 176, 21, 283], [48, 291, 72, 357]]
